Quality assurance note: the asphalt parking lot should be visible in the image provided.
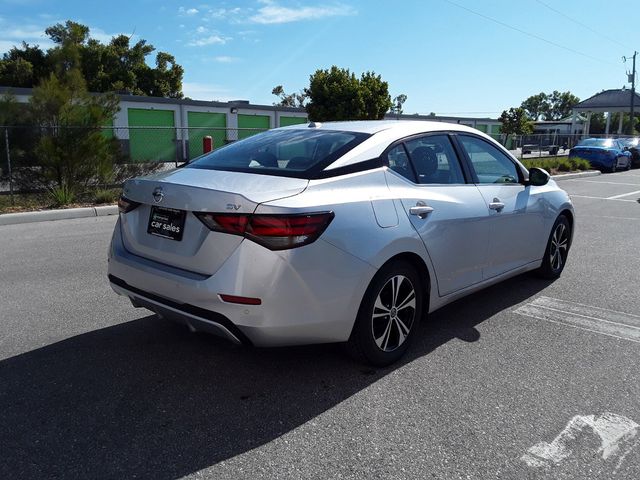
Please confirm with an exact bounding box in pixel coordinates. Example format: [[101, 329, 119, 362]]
[[1, 170, 639, 479]]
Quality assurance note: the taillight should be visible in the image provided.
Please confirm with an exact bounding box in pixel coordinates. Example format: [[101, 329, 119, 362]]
[[194, 212, 334, 250], [118, 196, 141, 214]]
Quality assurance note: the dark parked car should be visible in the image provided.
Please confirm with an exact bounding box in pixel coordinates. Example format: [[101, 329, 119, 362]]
[[619, 138, 640, 168], [569, 138, 632, 172]]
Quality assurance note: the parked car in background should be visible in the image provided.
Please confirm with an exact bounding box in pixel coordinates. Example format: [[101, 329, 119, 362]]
[[109, 120, 575, 366], [619, 137, 640, 168], [569, 138, 632, 172]]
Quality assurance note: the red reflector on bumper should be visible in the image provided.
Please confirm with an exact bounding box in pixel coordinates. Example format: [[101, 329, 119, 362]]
[[219, 294, 262, 305]]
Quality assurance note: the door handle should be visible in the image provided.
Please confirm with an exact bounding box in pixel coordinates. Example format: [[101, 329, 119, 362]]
[[409, 203, 434, 219], [489, 197, 505, 212]]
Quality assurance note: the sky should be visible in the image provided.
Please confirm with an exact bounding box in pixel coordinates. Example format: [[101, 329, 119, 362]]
[[1, 0, 639, 118]]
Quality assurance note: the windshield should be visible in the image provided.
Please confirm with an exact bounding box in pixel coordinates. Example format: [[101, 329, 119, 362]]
[[186, 128, 370, 178], [577, 138, 617, 148]]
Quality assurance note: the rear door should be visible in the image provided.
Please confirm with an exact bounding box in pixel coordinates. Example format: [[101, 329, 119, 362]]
[[384, 133, 490, 296], [455, 134, 546, 279]]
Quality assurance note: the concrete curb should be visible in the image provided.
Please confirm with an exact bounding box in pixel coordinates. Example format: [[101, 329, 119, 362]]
[[552, 170, 602, 181], [0, 169, 603, 226], [0, 204, 118, 226]]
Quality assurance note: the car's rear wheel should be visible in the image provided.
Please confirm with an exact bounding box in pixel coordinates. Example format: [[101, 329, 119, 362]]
[[347, 261, 424, 366], [536, 215, 571, 279], [611, 158, 618, 173]]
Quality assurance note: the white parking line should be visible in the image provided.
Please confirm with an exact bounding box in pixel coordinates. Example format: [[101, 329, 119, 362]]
[[570, 195, 637, 203], [515, 296, 640, 344], [607, 189, 640, 199], [565, 179, 640, 186]]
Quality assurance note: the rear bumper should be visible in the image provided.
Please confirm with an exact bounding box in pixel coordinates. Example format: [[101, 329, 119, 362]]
[[569, 152, 614, 169], [109, 274, 250, 345], [107, 217, 375, 347]]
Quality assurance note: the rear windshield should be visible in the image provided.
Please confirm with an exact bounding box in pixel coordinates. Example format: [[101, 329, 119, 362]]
[[577, 138, 616, 148], [186, 128, 371, 178]]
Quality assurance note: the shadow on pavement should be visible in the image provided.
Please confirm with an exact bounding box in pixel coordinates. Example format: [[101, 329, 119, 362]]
[[0, 274, 553, 479]]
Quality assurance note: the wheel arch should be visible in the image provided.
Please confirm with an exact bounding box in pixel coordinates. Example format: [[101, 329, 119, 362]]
[[559, 208, 575, 244], [377, 252, 432, 314]]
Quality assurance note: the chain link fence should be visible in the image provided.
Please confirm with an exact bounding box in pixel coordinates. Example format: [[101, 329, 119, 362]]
[[1, 126, 636, 199]]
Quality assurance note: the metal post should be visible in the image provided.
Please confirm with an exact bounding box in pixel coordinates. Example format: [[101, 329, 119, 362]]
[[631, 52, 637, 135], [4, 127, 13, 205]]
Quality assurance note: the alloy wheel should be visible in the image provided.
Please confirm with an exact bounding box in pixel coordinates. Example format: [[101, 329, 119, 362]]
[[371, 275, 416, 352], [550, 223, 569, 272]]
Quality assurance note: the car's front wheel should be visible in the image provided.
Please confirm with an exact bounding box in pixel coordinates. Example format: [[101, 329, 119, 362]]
[[347, 261, 424, 366], [536, 215, 571, 279]]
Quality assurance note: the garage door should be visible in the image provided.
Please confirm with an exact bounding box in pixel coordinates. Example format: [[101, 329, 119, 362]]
[[127, 108, 176, 162], [237, 114, 270, 140], [187, 111, 226, 160]]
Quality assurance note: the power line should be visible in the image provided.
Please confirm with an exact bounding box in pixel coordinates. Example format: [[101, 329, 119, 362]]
[[442, 0, 617, 66], [533, 0, 631, 51]]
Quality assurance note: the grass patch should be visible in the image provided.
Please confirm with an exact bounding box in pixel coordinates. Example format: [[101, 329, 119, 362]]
[[0, 187, 121, 214], [522, 156, 591, 174]]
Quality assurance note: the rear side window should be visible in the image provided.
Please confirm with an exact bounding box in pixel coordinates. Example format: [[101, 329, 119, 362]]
[[405, 135, 465, 184], [459, 135, 520, 184], [386, 144, 416, 182], [186, 129, 370, 178]]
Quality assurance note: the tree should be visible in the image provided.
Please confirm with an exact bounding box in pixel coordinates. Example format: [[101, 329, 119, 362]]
[[0, 43, 48, 88], [271, 85, 307, 108], [521, 92, 548, 121], [0, 20, 184, 98], [390, 94, 407, 115], [546, 90, 580, 120], [28, 66, 120, 200], [498, 107, 533, 145], [305, 66, 391, 121], [520, 90, 580, 121], [359, 71, 392, 119]]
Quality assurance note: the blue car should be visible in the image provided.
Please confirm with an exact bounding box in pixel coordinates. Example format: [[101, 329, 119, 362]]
[[569, 138, 632, 172]]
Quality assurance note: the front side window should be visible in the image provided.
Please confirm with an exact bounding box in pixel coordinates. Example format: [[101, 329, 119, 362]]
[[459, 135, 520, 184], [187, 129, 370, 178], [405, 135, 465, 184]]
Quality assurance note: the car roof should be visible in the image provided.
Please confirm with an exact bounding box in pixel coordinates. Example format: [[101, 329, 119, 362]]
[[280, 119, 481, 136], [279, 120, 510, 172]]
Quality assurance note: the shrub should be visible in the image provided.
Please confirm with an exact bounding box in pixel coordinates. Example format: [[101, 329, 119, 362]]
[[94, 188, 119, 204], [48, 185, 75, 206]]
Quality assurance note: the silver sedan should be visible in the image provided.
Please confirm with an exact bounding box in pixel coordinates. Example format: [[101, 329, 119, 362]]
[[108, 120, 574, 365]]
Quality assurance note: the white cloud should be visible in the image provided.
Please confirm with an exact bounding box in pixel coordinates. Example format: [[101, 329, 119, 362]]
[[196, 26, 208, 33], [179, 6, 199, 15], [0, 25, 54, 54], [213, 55, 238, 63], [188, 34, 229, 46], [89, 27, 136, 44], [205, 7, 243, 21], [249, 0, 356, 24], [183, 81, 234, 101]]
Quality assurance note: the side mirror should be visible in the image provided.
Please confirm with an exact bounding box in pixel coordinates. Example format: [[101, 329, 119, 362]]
[[527, 167, 550, 186]]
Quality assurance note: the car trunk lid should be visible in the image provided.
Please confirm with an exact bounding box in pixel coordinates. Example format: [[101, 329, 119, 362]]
[[119, 168, 308, 275]]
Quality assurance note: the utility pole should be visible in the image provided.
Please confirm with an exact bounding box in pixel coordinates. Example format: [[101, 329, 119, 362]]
[[624, 51, 637, 135]]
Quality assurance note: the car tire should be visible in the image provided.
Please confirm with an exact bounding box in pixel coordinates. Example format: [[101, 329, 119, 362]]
[[611, 159, 618, 173], [347, 261, 424, 366], [536, 215, 571, 279]]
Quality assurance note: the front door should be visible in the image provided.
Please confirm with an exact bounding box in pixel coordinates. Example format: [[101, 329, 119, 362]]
[[456, 134, 546, 279]]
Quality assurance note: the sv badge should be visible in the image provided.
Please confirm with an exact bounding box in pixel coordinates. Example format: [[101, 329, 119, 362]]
[[226, 203, 241, 210]]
